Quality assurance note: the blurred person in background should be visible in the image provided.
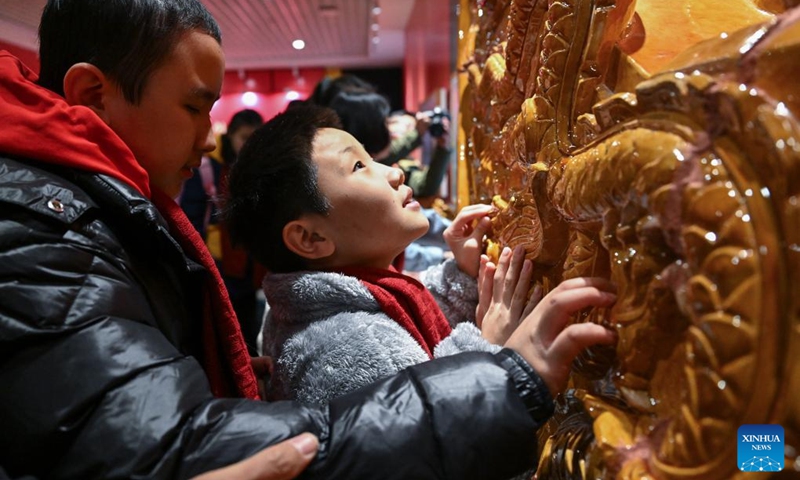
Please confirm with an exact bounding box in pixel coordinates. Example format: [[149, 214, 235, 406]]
[[308, 74, 391, 157], [181, 108, 266, 353], [378, 108, 451, 203]]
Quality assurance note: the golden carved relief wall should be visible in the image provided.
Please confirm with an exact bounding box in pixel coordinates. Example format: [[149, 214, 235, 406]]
[[456, 0, 800, 478]]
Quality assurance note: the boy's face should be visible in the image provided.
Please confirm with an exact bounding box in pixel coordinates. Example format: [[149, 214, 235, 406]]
[[311, 128, 430, 268], [103, 31, 223, 197]]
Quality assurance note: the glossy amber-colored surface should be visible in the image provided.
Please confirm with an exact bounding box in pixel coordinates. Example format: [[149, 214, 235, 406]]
[[457, 0, 800, 478]]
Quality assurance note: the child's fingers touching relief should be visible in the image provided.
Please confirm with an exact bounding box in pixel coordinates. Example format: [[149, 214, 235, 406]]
[[450, 203, 495, 230], [509, 259, 533, 318], [552, 276, 616, 294], [502, 247, 527, 301], [535, 283, 617, 342], [521, 284, 542, 318]]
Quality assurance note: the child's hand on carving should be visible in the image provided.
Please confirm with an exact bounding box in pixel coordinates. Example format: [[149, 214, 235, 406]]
[[476, 246, 542, 345], [442, 204, 494, 278], [504, 277, 617, 396]]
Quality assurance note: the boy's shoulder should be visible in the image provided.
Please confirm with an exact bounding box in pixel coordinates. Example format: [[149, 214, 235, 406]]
[[0, 155, 97, 225], [263, 269, 381, 325]]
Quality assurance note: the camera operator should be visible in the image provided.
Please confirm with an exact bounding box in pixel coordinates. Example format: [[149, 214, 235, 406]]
[[377, 108, 451, 201]]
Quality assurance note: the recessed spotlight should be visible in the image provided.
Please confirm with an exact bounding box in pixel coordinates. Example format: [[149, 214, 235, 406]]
[[241, 91, 258, 106], [372, 6, 381, 15], [292, 39, 305, 50], [371, 23, 379, 31], [286, 90, 300, 101]]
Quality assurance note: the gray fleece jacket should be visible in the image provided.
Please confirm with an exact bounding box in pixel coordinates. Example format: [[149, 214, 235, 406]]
[[259, 259, 501, 405]]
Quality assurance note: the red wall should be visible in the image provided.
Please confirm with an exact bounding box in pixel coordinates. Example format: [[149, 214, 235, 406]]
[[0, 40, 39, 73], [403, 1, 452, 111], [211, 68, 326, 127]]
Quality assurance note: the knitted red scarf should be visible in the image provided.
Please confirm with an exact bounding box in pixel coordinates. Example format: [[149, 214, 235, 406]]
[[0, 51, 258, 399], [335, 266, 452, 358], [152, 190, 259, 399]]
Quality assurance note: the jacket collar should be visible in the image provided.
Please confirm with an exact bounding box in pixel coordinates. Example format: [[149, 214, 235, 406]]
[[263, 270, 381, 325], [0, 51, 151, 198]]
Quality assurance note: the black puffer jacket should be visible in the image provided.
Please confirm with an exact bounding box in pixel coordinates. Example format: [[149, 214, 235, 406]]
[[0, 156, 555, 479]]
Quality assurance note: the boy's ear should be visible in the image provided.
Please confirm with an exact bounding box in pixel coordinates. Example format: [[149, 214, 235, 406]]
[[62, 62, 113, 123], [283, 217, 335, 260]]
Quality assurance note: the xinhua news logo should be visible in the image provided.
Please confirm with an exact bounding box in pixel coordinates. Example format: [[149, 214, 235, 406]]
[[738, 424, 784, 472]]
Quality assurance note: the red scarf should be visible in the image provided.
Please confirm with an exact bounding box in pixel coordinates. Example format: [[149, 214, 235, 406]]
[[335, 266, 452, 358], [0, 51, 258, 400]]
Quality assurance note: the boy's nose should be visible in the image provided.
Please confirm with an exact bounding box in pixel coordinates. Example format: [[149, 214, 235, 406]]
[[201, 126, 216, 153], [389, 166, 405, 188]]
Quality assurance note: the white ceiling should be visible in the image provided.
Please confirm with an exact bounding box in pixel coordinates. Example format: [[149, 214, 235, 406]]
[[0, 0, 415, 69]]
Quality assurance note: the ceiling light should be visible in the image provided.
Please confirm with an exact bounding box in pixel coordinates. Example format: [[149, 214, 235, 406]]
[[286, 90, 300, 101], [372, 6, 381, 15], [241, 91, 258, 107], [292, 39, 305, 50]]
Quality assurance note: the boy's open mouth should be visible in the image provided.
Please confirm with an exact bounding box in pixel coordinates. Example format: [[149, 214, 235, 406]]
[[402, 188, 418, 208]]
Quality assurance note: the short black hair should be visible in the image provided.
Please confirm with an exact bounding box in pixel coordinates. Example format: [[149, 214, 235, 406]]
[[308, 74, 375, 107], [308, 74, 391, 155], [225, 105, 342, 273], [37, 0, 221, 104], [327, 90, 391, 155]]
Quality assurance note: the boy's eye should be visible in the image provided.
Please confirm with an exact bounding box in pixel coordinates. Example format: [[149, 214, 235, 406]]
[[185, 105, 200, 114], [353, 160, 365, 172]]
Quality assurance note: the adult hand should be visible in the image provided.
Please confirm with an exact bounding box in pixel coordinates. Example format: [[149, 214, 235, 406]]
[[191, 433, 319, 480], [504, 277, 617, 396], [443, 204, 494, 278], [476, 246, 541, 345]]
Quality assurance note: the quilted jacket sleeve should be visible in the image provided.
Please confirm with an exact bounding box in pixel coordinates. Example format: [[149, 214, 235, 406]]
[[302, 349, 553, 480]]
